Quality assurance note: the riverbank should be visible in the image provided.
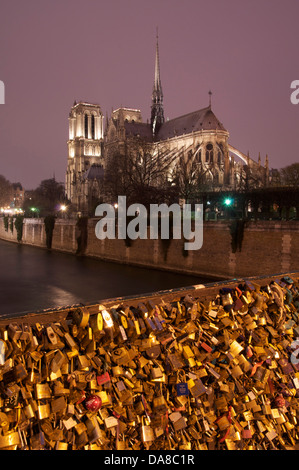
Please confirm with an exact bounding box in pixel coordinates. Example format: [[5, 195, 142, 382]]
[[0, 217, 299, 280]]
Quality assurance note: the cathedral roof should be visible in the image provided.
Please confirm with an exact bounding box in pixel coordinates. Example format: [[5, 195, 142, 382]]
[[157, 106, 227, 140], [112, 106, 227, 143], [82, 164, 104, 180], [124, 121, 153, 141]]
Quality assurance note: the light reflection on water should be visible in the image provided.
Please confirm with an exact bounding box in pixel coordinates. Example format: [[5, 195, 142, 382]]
[[0, 239, 212, 317]]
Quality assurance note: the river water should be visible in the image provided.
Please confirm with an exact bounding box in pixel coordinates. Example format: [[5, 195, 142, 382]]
[[0, 239, 213, 318]]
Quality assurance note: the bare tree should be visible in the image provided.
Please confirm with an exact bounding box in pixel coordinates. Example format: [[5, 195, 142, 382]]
[[234, 164, 268, 192], [0, 175, 13, 208], [280, 163, 299, 187], [104, 137, 178, 207]]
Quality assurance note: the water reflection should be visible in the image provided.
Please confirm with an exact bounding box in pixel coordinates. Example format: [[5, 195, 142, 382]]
[[0, 239, 212, 317]]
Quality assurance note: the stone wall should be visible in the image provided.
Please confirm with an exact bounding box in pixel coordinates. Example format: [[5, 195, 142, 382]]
[[0, 216, 298, 280]]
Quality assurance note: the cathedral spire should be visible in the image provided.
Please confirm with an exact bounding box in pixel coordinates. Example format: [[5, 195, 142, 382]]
[[154, 28, 162, 92], [151, 29, 164, 136]]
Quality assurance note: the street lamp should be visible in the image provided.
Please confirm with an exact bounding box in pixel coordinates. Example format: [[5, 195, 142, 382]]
[[30, 207, 39, 218], [224, 198, 233, 207], [59, 204, 67, 218]]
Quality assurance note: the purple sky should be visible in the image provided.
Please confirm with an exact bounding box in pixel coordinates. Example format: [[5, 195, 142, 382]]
[[0, 0, 299, 189]]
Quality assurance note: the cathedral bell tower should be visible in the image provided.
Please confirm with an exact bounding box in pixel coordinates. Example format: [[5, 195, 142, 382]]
[[65, 102, 104, 204], [151, 31, 165, 137]]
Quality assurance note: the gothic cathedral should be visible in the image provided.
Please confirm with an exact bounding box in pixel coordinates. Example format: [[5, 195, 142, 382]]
[[65, 34, 269, 214]]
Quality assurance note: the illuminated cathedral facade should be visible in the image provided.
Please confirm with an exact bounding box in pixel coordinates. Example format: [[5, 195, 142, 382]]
[[65, 35, 269, 214]]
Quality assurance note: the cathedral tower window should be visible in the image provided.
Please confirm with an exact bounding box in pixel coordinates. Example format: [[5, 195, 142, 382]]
[[91, 115, 95, 139], [84, 114, 88, 138]]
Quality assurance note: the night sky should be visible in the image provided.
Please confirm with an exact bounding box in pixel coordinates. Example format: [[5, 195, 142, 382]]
[[0, 0, 299, 190]]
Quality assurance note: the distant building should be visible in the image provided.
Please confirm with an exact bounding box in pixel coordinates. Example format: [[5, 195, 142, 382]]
[[12, 183, 24, 209], [66, 35, 269, 214], [65, 102, 104, 213]]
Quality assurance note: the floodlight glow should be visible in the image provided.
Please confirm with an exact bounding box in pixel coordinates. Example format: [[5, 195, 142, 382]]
[[224, 198, 233, 206]]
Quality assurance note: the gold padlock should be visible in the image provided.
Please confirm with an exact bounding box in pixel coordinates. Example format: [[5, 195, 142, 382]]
[[56, 442, 68, 450], [90, 312, 104, 335], [0, 431, 21, 449], [73, 307, 90, 328], [35, 383, 52, 400], [24, 403, 35, 420], [141, 417, 154, 443], [153, 395, 167, 413], [37, 403, 51, 420], [46, 326, 58, 345], [116, 435, 127, 450], [179, 430, 192, 450], [0, 412, 9, 433]]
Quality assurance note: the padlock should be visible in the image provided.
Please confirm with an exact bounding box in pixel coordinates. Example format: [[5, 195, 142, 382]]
[[97, 391, 112, 407], [101, 308, 114, 329], [64, 332, 78, 351], [145, 343, 161, 359], [104, 416, 118, 429], [56, 441, 68, 450], [0, 431, 21, 449], [176, 370, 189, 398], [111, 347, 130, 365], [85, 394, 102, 412], [188, 378, 207, 397], [167, 352, 185, 370], [172, 415, 187, 431], [35, 383, 52, 400], [116, 434, 128, 450], [7, 323, 22, 341], [152, 395, 167, 413], [0, 274, 298, 450], [151, 367, 163, 381], [141, 417, 154, 443], [37, 404, 51, 421], [51, 396, 67, 414], [46, 326, 58, 346], [90, 312, 104, 336], [72, 307, 90, 328]]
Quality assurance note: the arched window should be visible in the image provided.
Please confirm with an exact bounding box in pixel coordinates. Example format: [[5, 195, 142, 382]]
[[91, 115, 95, 139], [206, 143, 213, 163], [195, 149, 201, 163], [84, 114, 88, 138], [217, 143, 224, 164]]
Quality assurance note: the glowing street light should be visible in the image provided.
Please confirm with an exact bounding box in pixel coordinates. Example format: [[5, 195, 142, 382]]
[[59, 204, 68, 219], [30, 207, 39, 217], [224, 198, 233, 207]]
